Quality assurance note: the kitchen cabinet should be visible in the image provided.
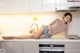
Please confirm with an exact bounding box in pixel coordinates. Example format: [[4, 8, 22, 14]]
[[42, 0, 56, 12], [0, 41, 2, 48], [0, 41, 4, 53], [0, 0, 10, 12], [0, 41, 2, 53], [68, 0, 80, 6], [56, 0, 74, 10], [65, 42, 80, 53], [0, 0, 57, 13], [1, 39, 80, 53], [11, 0, 43, 13], [75, 2, 80, 6], [28, 0, 42, 12], [2, 41, 23, 53], [11, 0, 29, 12], [56, 0, 80, 10], [23, 41, 39, 53]]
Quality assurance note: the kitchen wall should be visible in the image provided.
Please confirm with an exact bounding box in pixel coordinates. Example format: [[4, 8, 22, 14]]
[[68, 12, 80, 35], [0, 12, 80, 36]]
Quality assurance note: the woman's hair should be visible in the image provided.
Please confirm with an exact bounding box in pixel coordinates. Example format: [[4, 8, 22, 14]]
[[63, 12, 72, 22]]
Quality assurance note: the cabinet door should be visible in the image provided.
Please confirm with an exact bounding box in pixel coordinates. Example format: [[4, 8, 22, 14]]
[[11, 0, 29, 12], [75, 2, 80, 6], [29, 0, 42, 12], [23, 41, 39, 53], [2, 41, 23, 53], [56, 0, 74, 10], [65, 42, 80, 53], [0, 41, 2, 48], [43, 0, 56, 12], [0, 0, 10, 12]]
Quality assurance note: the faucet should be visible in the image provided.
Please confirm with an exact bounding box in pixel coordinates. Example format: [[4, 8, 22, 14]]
[[31, 23, 38, 31]]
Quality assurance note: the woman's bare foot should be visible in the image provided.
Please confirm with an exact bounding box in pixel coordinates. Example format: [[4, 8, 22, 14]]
[[29, 28, 37, 34], [0, 36, 3, 40], [2, 36, 15, 39]]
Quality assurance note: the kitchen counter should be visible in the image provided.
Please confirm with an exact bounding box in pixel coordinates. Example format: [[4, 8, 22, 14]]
[[1, 38, 80, 53], [0, 38, 80, 42]]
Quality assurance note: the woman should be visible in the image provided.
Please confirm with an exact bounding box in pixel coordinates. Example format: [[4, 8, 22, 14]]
[[2, 12, 72, 39]]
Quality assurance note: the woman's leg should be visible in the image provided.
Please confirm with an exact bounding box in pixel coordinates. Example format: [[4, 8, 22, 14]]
[[2, 27, 44, 39], [2, 34, 34, 39], [32, 27, 44, 39]]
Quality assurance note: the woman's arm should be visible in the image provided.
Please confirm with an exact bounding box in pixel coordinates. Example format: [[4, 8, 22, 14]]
[[64, 26, 68, 38]]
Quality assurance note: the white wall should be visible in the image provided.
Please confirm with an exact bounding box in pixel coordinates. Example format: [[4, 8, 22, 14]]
[[0, 12, 80, 36], [0, 13, 57, 36], [68, 12, 80, 35]]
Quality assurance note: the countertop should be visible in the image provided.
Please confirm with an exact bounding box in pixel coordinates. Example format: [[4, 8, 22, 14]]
[[0, 38, 80, 42]]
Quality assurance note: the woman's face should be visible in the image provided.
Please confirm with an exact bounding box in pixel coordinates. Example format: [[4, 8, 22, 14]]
[[63, 15, 71, 24]]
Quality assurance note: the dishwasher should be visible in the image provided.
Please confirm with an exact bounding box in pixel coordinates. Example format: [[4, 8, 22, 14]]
[[39, 44, 65, 53]]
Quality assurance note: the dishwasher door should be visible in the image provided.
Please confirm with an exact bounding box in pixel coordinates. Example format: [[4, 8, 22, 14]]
[[39, 44, 65, 53]]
